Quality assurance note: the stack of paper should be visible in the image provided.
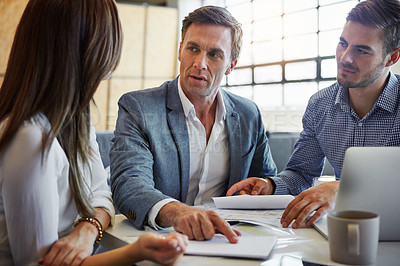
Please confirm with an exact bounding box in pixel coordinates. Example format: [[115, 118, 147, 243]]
[[212, 195, 295, 209]]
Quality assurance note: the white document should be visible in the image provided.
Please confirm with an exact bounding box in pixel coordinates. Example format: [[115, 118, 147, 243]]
[[212, 195, 295, 209], [185, 234, 277, 260]]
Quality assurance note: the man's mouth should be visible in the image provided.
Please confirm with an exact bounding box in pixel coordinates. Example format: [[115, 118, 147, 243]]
[[338, 64, 356, 73], [190, 75, 206, 81]]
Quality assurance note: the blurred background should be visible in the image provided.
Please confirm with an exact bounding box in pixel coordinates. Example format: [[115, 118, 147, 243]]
[[1, 0, 399, 132]]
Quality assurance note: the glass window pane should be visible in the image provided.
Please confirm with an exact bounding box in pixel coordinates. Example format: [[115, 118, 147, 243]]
[[284, 82, 318, 107], [227, 2, 252, 24], [225, 0, 249, 7], [284, 34, 317, 60], [253, 0, 282, 20], [285, 61, 316, 80], [238, 41, 252, 67], [253, 17, 282, 42], [284, 9, 317, 37], [319, 29, 342, 56], [221, 75, 227, 86], [254, 84, 283, 109], [237, 23, 253, 67], [225, 85, 253, 100], [319, 0, 355, 6], [283, 0, 317, 13], [253, 40, 283, 64], [203, 0, 225, 7], [319, 1, 358, 31], [254, 65, 282, 83], [319, 81, 336, 90], [227, 68, 252, 85], [321, 58, 337, 78]]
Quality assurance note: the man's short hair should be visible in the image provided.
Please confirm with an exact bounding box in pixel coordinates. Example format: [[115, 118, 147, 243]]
[[181, 5, 243, 61], [347, 0, 400, 55]]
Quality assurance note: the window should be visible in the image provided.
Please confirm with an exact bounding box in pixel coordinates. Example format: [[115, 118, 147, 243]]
[[223, 0, 360, 108], [179, 0, 360, 131]]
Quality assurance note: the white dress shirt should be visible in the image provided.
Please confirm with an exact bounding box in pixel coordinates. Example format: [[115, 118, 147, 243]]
[[147, 78, 229, 228], [0, 114, 114, 266]]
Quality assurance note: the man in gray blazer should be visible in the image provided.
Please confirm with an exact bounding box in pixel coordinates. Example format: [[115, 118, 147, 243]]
[[110, 6, 277, 243]]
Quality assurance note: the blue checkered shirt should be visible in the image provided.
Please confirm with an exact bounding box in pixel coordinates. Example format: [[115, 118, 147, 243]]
[[271, 72, 400, 195]]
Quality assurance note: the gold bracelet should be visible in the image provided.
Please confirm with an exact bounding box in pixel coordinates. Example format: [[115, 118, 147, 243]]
[[74, 217, 103, 244]]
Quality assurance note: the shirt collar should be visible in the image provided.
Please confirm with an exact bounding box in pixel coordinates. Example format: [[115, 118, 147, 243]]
[[177, 77, 227, 122], [375, 72, 399, 113], [335, 72, 399, 113]]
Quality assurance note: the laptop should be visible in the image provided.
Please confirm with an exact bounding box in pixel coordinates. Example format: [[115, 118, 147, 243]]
[[313, 147, 400, 241]]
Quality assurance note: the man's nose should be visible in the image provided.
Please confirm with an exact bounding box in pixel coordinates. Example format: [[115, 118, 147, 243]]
[[193, 52, 207, 70]]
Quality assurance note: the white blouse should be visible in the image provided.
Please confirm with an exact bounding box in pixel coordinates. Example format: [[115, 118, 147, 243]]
[[0, 114, 114, 266]]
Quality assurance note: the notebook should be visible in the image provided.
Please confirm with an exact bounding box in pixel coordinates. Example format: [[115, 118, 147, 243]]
[[185, 234, 277, 260], [313, 147, 400, 241]]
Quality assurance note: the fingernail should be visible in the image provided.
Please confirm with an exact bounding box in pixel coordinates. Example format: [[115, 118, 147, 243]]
[[282, 222, 287, 228], [292, 223, 298, 229]]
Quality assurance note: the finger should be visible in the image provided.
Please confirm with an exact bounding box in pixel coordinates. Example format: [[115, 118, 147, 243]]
[[210, 213, 238, 243], [280, 196, 303, 225], [40, 243, 64, 266], [233, 228, 242, 236], [198, 212, 216, 240], [226, 182, 243, 196], [168, 233, 188, 252], [69, 252, 87, 266], [238, 189, 248, 195], [174, 218, 195, 240], [191, 212, 209, 240], [305, 205, 329, 226], [250, 179, 268, 195], [281, 197, 309, 228], [190, 213, 207, 241], [291, 202, 320, 229], [226, 179, 253, 196]]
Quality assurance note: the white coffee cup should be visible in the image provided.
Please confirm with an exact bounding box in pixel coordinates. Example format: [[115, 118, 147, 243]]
[[328, 210, 379, 265]]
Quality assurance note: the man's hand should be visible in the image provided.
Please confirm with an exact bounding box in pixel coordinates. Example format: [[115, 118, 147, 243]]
[[226, 177, 274, 196], [280, 181, 339, 229], [157, 202, 240, 243]]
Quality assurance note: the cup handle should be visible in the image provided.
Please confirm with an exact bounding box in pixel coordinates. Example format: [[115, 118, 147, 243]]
[[348, 223, 360, 255]]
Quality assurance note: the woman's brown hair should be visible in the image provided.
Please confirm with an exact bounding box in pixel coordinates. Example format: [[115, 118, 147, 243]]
[[0, 0, 122, 217]]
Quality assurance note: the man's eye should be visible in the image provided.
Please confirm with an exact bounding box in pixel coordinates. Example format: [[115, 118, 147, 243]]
[[358, 49, 368, 55], [189, 47, 199, 52], [338, 41, 347, 48], [209, 52, 220, 58]]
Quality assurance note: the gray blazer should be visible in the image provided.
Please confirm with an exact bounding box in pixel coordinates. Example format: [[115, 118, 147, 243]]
[[110, 77, 277, 228]]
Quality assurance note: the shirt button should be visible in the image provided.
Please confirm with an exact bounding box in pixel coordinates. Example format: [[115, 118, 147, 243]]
[[358, 122, 362, 127]]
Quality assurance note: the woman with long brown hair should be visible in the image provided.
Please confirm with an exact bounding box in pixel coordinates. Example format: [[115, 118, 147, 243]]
[[0, 0, 187, 265]]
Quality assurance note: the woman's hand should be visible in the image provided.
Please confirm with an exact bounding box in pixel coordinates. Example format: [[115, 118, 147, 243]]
[[38, 221, 97, 265], [135, 232, 188, 266]]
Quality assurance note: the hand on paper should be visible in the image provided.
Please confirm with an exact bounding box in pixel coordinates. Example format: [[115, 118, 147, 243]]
[[226, 177, 274, 196], [136, 232, 188, 266], [280, 181, 339, 229], [157, 201, 241, 243]]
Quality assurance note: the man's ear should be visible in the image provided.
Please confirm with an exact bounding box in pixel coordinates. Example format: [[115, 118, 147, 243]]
[[385, 47, 400, 67], [225, 59, 238, 75], [178, 42, 183, 62]]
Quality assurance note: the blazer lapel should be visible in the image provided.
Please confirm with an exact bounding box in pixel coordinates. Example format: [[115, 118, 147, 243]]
[[223, 91, 242, 189], [166, 78, 190, 202]]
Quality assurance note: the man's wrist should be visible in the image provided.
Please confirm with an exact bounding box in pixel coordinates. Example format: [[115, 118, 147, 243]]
[[156, 201, 186, 227], [266, 177, 276, 194]]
